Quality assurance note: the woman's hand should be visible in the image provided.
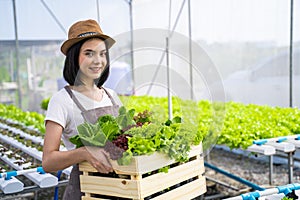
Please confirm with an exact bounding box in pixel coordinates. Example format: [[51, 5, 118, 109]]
[[85, 146, 113, 173]]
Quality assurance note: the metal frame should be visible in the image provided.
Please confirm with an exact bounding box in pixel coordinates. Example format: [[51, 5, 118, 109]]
[[6, 0, 297, 198], [10, 0, 296, 107]]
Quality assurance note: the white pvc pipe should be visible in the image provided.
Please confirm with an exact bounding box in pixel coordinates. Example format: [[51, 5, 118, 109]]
[[0, 156, 58, 188], [247, 144, 276, 155], [224, 184, 300, 200], [0, 122, 44, 145], [0, 176, 24, 194], [259, 188, 279, 196], [267, 141, 295, 153], [0, 133, 42, 160]]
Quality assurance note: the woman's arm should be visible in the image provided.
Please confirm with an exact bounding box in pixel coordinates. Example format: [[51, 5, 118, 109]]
[[42, 120, 113, 173]]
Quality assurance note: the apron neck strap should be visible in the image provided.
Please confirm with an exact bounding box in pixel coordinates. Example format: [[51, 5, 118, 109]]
[[64, 85, 86, 112], [102, 87, 118, 106], [64, 85, 118, 111]]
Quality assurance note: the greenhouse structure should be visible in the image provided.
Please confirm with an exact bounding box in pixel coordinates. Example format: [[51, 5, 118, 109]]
[[0, 0, 300, 199]]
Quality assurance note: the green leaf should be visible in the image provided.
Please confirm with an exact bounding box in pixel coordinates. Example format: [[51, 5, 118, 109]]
[[116, 106, 136, 130], [117, 151, 133, 165], [172, 116, 182, 123], [75, 120, 113, 147], [69, 135, 83, 148]]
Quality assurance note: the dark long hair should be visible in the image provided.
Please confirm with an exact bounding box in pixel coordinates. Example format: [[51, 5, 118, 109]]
[[63, 38, 110, 88]]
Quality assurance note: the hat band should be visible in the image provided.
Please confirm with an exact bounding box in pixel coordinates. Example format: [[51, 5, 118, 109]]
[[77, 32, 99, 38]]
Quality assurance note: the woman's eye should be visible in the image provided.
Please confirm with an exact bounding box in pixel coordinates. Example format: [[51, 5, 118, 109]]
[[85, 52, 94, 57], [100, 52, 107, 57]]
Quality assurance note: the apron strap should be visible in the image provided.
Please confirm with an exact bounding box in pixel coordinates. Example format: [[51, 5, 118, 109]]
[[64, 86, 87, 112], [64, 85, 118, 111], [102, 87, 118, 106]]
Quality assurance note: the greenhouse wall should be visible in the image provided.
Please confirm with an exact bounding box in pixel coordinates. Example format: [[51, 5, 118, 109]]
[[0, 0, 299, 110]]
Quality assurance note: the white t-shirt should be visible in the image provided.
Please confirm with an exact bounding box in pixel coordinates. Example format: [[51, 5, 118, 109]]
[[45, 87, 122, 150]]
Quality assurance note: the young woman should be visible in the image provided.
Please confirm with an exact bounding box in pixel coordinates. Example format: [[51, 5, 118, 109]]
[[42, 19, 122, 199]]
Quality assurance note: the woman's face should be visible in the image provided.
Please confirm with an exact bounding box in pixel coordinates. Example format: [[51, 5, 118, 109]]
[[78, 38, 107, 83]]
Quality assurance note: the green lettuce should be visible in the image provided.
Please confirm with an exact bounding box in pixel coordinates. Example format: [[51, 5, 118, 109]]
[[69, 114, 120, 148]]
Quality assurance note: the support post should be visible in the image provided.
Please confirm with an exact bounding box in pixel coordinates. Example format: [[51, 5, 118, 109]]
[[187, 0, 194, 100], [269, 155, 273, 185], [289, 0, 294, 107], [288, 152, 294, 183], [12, 0, 22, 108], [128, 0, 135, 94], [166, 37, 172, 120]]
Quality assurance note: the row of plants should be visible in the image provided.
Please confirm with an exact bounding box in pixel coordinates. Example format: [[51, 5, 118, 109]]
[[0, 143, 41, 170], [120, 96, 300, 150], [0, 126, 43, 151], [0, 104, 45, 134], [0, 118, 42, 138], [220, 102, 300, 149], [0, 125, 43, 152], [1, 96, 300, 151]]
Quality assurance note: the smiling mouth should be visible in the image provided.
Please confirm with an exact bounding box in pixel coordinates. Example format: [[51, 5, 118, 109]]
[[90, 67, 102, 73]]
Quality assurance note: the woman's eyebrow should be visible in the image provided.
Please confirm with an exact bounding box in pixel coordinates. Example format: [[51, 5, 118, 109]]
[[83, 49, 106, 52], [83, 49, 94, 52]]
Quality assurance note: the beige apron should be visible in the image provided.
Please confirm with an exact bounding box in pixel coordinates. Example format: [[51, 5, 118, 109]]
[[63, 86, 120, 200]]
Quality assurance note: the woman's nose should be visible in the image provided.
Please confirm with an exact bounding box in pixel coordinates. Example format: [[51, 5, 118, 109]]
[[93, 55, 101, 64]]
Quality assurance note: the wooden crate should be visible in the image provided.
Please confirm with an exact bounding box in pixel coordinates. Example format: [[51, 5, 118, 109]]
[[79, 144, 206, 200]]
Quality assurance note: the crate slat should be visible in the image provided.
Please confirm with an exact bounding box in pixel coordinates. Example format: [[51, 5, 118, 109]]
[[112, 145, 203, 175], [82, 197, 107, 200], [80, 144, 203, 175], [80, 175, 140, 199], [139, 157, 204, 197], [80, 157, 204, 198], [151, 176, 206, 200], [80, 144, 206, 200]]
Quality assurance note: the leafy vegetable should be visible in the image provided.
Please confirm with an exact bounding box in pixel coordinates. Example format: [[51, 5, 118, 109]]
[[3, 94, 300, 156], [76, 122, 110, 147], [69, 105, 202, 166], [97, 115, 120, 141], [120, 96, 300, 150], [0, 104, 46, 133], [69, 135, 83, 148], [281, 197, 293, 200], [70, 114, 120, 148], [40, 97, 50, 111], [117, 116, 200, 165], [116, 106, 136, 131], [134, 110, 152, 125]]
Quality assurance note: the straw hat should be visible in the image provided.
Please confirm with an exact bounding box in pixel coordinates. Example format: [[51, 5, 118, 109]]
[[61, 19, 115, 55]]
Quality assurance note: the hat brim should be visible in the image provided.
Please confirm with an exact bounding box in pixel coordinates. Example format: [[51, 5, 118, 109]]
[[60, 34, 116, 55]]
